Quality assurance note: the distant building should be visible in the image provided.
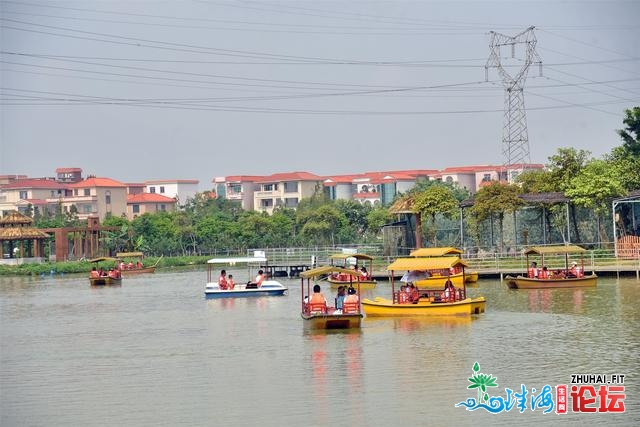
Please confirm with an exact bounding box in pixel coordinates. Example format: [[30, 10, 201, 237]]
[[145, 179, 199, 207], [127, 193, 177, 220], [254, 172, 323, 214], [65, 177, 128, 220], [213, 175, 262, 211], [55, 167, 83, 184], [0, 178, 71, 216]]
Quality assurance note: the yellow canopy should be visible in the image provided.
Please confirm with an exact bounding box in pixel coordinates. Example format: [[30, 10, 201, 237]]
[[524, 245, 587, 255], [409, 247, 463, 257], [116, 252, 144, 258], [300, 265, 364, 279], [386, 256, 468, 271], [329, 253, 374, 261]]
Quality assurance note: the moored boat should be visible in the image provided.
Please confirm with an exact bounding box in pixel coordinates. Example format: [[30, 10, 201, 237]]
[[327, 253, 377, 289], [204, 253, 288, 298], [505, 245, 597, 289], [361, 256, 486, 317], [300, 266, 363, 330]]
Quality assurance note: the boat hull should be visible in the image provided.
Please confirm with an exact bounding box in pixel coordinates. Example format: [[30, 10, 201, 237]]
[[414, 272, 465, 288], [361, 296, 486, 316], [301, 313, 363, 330], [464, 271, 479, 283], [327, 278, 377, 289], [205, 280, 288, 298], [120, 267, 156, 276], [89, 277, 122, 286], [505, 275, 598, 289]]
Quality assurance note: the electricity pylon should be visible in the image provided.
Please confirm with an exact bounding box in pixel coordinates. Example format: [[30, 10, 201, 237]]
[[485, 26, 542, 181]]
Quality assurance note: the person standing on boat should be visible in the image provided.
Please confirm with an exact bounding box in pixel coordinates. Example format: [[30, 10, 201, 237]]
[[218, 270, 229, 290], [528, 262, 539, 278], [569, 262, 582, 278], [227, 274, 235, 290]]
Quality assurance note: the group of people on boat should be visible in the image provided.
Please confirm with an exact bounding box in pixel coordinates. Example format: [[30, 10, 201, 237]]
[[218, 269, 266, 290], [90, 266, 121, 279], [306, 284, 359, 314], [331, 265, 371, 282], [396, 279, 463, 304], [528, 261, 584, 279], [118, 260, 143, 270], [398, 283, 420, 304]]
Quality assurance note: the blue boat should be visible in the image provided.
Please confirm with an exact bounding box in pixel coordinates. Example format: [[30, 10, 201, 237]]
[[204, 253, 288, 298]]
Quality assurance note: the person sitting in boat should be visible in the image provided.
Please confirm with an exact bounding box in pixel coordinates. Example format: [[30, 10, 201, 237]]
[[309, 284, 327, 313], [443, 279, 454, 301], [528, 261, 539, 278], [408, 283, 420, 303], [254, 270, 265, 287], [360, 266, 369, 279], [398, 285, 410, 304], [554, 269, 566, 279], [90, 267, 100, 278], [344, 286, 359, 304], [335, 286, 346, 310], [136, 260, 143, 268], [218, 269, 229, 290], [568, 262, 582, 278], [227, 274, 235, 290], [119, 261, 126, 271], [98, 267, 107, 277], [127, 261, 134, 270], [539, 266, 550, 279]]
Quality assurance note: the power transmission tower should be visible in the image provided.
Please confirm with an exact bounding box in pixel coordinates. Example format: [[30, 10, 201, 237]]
[[485, 26, 542, 182]]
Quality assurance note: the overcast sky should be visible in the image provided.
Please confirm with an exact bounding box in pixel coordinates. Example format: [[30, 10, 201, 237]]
[[1, 0, 639, 190]]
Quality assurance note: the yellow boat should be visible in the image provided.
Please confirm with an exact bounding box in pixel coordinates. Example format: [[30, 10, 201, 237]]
[[300, 266, 364, 330], [327, 253, 377, 289], [506, 245, 597, 289], [409, 247, 479, 283], [361, 256, 486, 317]]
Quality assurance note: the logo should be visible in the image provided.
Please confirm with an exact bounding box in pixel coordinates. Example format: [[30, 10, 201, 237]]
[[456, 362, 626, 414]]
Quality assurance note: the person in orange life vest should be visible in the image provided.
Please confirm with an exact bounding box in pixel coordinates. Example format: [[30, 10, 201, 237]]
[[360, 266, 369, 279], [218, 269, 229, 290], [254, 270, 265, 287], [136, 260, 143, 268], [528, 261, 539, 278], [227, 274, 235, 290], [90, 267, 100, 278], [344, 286, 359, 304], [539, 266, 550, 279], [119, 261, 125, 271], [398, 285, 410, 303], [569, 262, 582, 278], [127, 261, 134, 270], [408, 283, 420, 303], [309, 284, 327, 313]]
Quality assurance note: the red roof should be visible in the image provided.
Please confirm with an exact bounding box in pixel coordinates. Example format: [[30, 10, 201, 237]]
[[145, 179, 199, 184], [221, 175, 264, 183], [1, 179, 68, 190], [55, 167, 82, 173], [255, 172, 322, 183], [127, 193, 176, 203], [69, 177, 126, 188]]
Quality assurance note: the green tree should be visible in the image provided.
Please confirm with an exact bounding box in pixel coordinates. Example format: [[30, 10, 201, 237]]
[[616, 106, 640, 157], [366, 207, 393, 240], [298, 205, 346, 246], [470, 182, 525, 251], [565, 159, 626, 244], [413, 184, 459, 245]]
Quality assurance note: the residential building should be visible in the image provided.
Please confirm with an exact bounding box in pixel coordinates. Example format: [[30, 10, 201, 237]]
[[0, 178, 71, 216], [145, 179, 199, 206], [213, 176, 263, 211], [127, 193, 177, 220], [55, 167, 83, 184], [254, 172, 323, 214], [65, 177, 128, 220]]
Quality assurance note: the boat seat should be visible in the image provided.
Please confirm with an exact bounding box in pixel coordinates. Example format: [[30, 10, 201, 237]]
[[342, 302, 359, 314], [308, 302, 327, 314]]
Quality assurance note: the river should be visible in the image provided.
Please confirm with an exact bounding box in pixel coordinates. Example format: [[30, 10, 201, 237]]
[[1, 269, 638, 426]]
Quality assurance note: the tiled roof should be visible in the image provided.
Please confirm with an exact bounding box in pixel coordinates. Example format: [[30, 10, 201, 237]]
[[69, 177, 126, 188], [255, 172, 323, 183], [127, 193, 176, 203], [1, 179, 68, 190], [145, 179, 199, 184], [221, 175, 265, 182]]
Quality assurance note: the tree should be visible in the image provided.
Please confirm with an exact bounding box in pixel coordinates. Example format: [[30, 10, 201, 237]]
[[616, 106, 640, 157], [470, 182, 525, 252], [413, 184, 459, 245], [565, 159, 626, 244]]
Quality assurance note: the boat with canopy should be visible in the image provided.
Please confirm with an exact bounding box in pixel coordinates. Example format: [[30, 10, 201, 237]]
[[505, 245, 597, 289], [326, 253, 377, 289], [409, 247, 479, 283], [116, 252, 161, 275], [204, 253, 288, 298], [88, 257, 122, 286], [361, 256, 486, 316], [300, 266, 363, 330]]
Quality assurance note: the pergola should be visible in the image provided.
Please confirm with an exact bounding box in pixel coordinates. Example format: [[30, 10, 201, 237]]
[[0, 211, 50, 262]]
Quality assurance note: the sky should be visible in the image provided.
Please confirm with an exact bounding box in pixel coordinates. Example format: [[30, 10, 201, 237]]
[[1, 0, 639, 191]]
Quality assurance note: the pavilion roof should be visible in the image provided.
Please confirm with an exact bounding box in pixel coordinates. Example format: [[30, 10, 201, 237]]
[[0, 227, 50, 240], [0, 210, 33, 225]]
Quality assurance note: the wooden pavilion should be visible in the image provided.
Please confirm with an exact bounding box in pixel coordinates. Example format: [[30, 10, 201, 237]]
[[0, 211, 50, 264]]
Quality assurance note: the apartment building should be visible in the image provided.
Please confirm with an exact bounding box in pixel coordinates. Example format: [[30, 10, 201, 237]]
[[145, 179, 199, 206], [65, 177, 128, 220], [254, 172, 323, 214], [127, 193, 177, 220]]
